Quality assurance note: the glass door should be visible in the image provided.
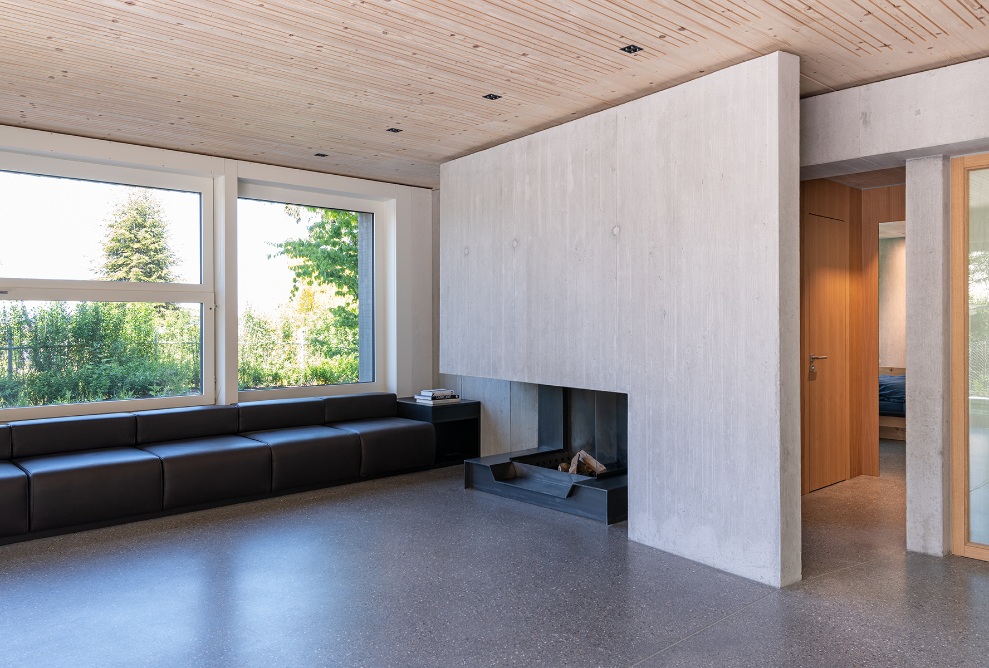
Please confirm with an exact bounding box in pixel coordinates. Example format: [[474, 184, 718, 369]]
[[952, 153, 989, 559]]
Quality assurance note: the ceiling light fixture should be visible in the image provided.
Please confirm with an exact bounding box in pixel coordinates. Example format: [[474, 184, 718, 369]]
[[483, 93, 502, 100], [386, 127, 403, 133], [314, 152, 328, 157], [620, 44, 643, 54]]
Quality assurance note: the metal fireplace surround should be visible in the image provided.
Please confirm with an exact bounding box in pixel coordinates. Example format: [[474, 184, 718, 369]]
[[464, 385, 628, 523]]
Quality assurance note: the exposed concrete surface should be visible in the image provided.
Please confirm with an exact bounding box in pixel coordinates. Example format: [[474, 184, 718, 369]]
[[439, 53, 801, 586], [905, 155, 952, 556], [802, 56, 989, 173]]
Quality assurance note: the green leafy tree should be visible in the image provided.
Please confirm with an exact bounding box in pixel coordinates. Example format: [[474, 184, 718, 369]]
[[255, 205, 361, 388], [100, 191, 177, 283], [274, 206, 359, 301]]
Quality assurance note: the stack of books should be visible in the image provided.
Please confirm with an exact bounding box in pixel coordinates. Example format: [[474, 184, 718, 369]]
[[414, 389, 461, 405]]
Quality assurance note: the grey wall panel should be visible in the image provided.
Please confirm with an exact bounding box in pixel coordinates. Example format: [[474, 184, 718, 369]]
[[618, 53, 799, 586], [461, 376, 512, 456], [440, 52, 800, 586], [509, 381, 540, 452], [440, 108, 619, 390]]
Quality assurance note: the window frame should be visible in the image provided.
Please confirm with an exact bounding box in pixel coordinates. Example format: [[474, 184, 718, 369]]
[[0, 125, 425, 420], [235, 180, 387, 402], [0, 151, 217, 420]]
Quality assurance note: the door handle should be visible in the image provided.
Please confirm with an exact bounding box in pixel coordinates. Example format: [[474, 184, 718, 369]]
[[809, 355, 828, 373]]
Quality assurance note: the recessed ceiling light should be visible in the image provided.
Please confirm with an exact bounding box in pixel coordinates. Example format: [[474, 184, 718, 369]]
[[620, 44, 643, 54], [483, 93, 502, 100], [386, 127, 403, 133], [314, 152, 328, 157]]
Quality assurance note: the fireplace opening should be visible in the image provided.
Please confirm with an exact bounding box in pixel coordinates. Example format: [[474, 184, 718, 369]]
[[533, 385, 628, 477], [464, 384, 628, 523]]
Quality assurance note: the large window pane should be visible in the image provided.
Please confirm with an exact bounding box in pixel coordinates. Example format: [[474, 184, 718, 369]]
[[969, 167, 989, 545], [237, 199, 372, 390], [0, 301, 202, 408], [0, 170, 201, 283]]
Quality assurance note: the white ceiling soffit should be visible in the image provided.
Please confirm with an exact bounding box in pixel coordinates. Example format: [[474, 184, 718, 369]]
[[1, 0, 988, 188]]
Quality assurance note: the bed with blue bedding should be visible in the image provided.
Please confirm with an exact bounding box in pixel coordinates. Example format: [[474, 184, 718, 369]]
[[879, 368, 906, 440], [879, 373, 906, 418]]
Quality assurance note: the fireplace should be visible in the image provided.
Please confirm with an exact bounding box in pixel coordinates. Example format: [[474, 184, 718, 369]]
[[464, 385, 628, 523]]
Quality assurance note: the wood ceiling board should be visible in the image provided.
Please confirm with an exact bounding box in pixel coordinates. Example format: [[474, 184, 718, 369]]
[[1, 1, 988, 187]]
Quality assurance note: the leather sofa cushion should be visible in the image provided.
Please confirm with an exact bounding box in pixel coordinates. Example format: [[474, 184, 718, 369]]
[[238, 397, 326, 433], [139, 435, 271, 510], [0, 424, 9, 460], [0, 462, 28, 538], [16, 447, 162, 532], [330, 417, 434, 477], [242, 425, 361, 491], [135, 405, 239, 444], [324, 392, 397, 423], [10, 413, 136, 458]]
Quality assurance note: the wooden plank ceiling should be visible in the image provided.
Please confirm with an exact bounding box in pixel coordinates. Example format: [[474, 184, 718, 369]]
[[0, 0, 987, 188]]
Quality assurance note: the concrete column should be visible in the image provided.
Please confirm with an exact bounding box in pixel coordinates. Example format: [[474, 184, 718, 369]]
[[905, 155, 952, 556]]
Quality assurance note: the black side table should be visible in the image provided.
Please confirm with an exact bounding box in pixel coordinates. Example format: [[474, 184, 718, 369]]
[[397, 398, 481, 466]]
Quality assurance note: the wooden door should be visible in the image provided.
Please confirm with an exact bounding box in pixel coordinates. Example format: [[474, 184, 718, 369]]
[[801, 213, 851, 494]]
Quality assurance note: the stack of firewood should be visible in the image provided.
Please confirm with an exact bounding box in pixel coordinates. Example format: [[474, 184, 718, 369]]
[[557, 450, 607, 476]]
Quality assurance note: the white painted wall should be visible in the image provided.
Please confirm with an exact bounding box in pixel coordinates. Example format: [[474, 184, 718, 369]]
[[879, 237, 907, 368], [440, 53, 801, 586]]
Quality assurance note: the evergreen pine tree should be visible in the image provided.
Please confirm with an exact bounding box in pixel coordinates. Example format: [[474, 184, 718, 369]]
[[100, 191, 176, 283]]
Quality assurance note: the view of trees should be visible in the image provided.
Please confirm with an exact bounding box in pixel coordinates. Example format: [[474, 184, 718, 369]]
[[237, 205, 361, 389], [971, 233, 989, 403], [0, 191, 201, 408], [0, 191, 361, 409]]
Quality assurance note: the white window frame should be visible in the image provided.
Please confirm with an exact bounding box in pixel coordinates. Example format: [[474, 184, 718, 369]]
[[0, 151, 217, 420], [235, 179, 389, 402]]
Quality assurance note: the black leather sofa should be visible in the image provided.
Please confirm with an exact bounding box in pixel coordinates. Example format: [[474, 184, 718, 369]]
[[0, 392, 434, 542]]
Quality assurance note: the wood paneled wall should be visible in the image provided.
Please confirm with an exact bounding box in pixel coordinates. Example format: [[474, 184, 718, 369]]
[[801, 179, 905, 481]]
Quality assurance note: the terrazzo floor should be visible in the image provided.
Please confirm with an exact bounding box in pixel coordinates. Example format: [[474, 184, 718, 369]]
[[1, 440, 988, 667]]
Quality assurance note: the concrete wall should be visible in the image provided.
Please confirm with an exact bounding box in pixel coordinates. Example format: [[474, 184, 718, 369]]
[[440, 53, 801, 586], [879, 237, 907, 368], [801, 56, 989, 179], [905, 156, 952, 556]]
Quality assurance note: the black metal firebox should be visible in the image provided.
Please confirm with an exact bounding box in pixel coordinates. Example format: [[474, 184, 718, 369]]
[[464, 385, 628, 524]]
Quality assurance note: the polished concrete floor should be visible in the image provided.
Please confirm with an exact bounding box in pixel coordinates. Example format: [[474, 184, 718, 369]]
[[2, 441, 989, 667]]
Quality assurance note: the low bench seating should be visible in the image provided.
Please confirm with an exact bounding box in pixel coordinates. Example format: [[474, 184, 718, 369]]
[[0, 426, 28, 537], [239, 397, 361, 492], [136, 405, 270, 510], [11, 413, 162, 533], [0, 392, 435, 542], [324, 392, 435, 477]]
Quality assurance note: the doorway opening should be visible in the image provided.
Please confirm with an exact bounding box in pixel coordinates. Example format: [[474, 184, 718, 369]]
[[799, 168, 908, 578]]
